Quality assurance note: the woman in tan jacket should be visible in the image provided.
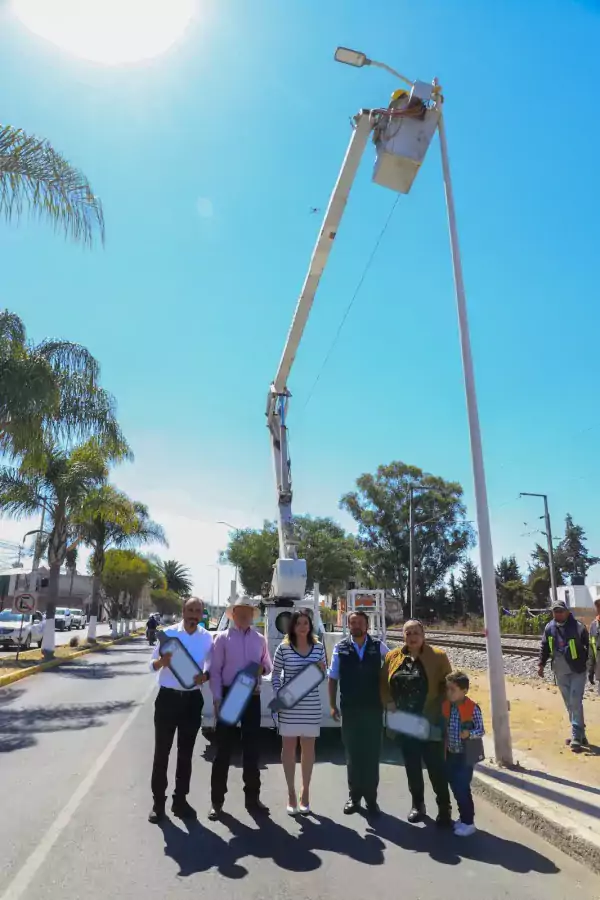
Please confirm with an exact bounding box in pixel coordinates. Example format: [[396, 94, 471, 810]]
[[381, 619, 452, 825]]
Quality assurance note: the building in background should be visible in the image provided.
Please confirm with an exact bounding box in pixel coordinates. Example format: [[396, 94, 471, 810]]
[[0, 566, 93, 616]]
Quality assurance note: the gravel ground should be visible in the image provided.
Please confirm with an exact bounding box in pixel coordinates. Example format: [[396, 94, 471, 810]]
[[389, 633, 596, 692], [429, 644, 597, 695]]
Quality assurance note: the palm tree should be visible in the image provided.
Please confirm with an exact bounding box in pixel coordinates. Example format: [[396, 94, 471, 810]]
[[0, 437, 129, 654], [159, 559, 193, 597], [0, 310, 126, 460], [73, 485, 166, 639], [0, 124, 104, 245], [65, 545, 78, 596]]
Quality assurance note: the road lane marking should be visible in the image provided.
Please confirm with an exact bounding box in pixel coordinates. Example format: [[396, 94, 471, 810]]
[[0, 680, 155, 900]]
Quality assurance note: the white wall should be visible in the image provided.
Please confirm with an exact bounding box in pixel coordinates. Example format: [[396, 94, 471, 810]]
[[557, 584, 600, 609]]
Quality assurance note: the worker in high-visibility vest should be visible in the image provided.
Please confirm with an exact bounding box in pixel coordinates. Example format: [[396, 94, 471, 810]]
[[538, 599, 590, 751], [587, 598, 600, 695]]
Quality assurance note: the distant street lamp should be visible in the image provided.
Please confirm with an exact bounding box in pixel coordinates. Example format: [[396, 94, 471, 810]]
[[216, 520, 240, 590]]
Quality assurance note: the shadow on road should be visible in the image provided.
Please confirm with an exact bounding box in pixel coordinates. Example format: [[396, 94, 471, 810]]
[[480, 766, 600, 820], [159, 808, 385, 878], [0, 686, 26, 706], [201, 731, 403, 770], [367, 811, 560, 873], [47, 660, 147, 680], [0, 700, 135, 753]]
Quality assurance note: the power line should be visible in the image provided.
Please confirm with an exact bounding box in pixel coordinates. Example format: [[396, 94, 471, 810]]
[[301, 195, 400, 413]]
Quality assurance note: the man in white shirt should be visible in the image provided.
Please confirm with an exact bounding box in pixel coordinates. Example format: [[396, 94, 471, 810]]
[[148, 597, 213, 823]]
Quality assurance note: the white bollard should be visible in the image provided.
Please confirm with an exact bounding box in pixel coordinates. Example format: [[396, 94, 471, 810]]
[[87, 615, 97, 641], [41, 617, 56, 655]]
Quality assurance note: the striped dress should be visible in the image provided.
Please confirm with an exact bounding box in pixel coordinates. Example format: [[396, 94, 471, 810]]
[[272, 640, 326, 737]]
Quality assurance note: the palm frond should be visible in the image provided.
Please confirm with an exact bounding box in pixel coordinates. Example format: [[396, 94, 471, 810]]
[[0, 467, 43, 517], [0, 309, 26, 349], [35, 339, 99, 381], [0, 124, 105, 246], [47, 374, 131, 458]]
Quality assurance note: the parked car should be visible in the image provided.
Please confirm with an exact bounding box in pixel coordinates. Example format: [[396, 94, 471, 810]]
[[0, 609, 44, 649], [71, 609, 86, 629], [54, 608, 73, 631]]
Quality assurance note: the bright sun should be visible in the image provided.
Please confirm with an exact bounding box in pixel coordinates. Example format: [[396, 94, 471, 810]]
[[11, 0, 196, 65]]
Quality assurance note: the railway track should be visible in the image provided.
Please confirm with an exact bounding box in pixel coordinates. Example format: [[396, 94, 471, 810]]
[[387, 629, 540, 657]]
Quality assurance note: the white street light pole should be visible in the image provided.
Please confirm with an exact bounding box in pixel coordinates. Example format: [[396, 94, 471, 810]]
[[216, 520, 240, 590], [335, 47, 513, 765], [437, 112, 512, 766]]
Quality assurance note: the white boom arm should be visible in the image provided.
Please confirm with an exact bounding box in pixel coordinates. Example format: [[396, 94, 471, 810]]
[[266, 111, 373, 601]]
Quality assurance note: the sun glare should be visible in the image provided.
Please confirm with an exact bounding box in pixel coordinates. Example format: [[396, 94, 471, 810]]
[[12, 0, 196, 65]]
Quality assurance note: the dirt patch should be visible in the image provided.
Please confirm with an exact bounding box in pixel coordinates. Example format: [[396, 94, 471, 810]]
[[467, 671, 600, 779]]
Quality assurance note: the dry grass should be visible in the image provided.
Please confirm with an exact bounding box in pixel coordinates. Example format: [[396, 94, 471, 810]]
[[468, 670, 600, 781]]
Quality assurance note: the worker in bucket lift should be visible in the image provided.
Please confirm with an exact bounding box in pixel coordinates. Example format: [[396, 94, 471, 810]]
[[538, 599, 589, 751], [328, 610, 389, 816]]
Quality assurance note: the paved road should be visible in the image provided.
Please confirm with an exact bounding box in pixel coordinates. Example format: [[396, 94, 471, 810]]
[[0, 637, 596, 900], [0, 623, 114, 654]]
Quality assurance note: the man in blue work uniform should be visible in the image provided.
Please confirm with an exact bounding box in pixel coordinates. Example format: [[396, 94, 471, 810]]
[[538, 599, 589, 751], [328, 611, 389, 815]]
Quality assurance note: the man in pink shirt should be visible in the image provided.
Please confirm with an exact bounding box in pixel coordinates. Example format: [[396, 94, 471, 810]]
[[209, 596, 272, 820]]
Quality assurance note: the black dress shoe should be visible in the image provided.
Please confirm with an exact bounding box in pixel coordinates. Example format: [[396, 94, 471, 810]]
[[171, 798, 197, 820], [408, 804, 426, 823], [208, 804, 222, 821], [246, 798, 270, 815], [343, 799, 360, 815], [148, 805, 166, 824], [435, 810, 453, 827], [366, 801, 381, 816]]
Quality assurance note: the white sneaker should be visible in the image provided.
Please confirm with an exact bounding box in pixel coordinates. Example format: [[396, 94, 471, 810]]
[[287, 804, 299, 816], [454, 822, 476, 837]]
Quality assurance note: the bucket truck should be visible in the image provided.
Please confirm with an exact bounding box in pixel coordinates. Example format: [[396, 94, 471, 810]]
[[202, 57, 441, 728]]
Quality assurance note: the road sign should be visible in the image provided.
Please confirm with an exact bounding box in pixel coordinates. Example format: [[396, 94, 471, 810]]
[[14, 593, 36, 614]]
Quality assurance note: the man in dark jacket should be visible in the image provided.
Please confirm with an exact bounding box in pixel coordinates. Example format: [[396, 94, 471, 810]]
[[328, 611, 389, 815], [538, 600, 589, 750]]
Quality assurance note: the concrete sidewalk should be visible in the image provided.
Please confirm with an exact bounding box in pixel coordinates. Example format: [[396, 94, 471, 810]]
[[474, 735, 600, 874]]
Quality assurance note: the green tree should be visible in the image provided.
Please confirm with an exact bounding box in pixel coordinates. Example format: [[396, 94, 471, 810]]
[[0, 437, 129, 653], [458, 559, 483, 618], [101, 549, 152, 623], [150, 588, 183, 618], [0, 310, 125, 459], [0, 124, 104, 245], [75, 486, 166, 638], [223, 515, 360, 597], [495, 555, 522, 585], [223, 523, 278, 597], [557, 514, 599, 584], [495, 556, 532, 609], [340, 461, 474, 614], [447, 572, 463, 621], [65, 545, 78, 596], [528, 564, 551, 607], [158, 559, 193, 597]]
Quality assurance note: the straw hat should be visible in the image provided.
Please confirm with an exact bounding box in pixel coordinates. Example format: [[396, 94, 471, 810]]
[[225, 596, 260, 621]]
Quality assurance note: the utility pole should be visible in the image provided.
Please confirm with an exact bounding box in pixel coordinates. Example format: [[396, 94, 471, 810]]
[[409, 486, 414, 620], [520, 492, 558, 605]]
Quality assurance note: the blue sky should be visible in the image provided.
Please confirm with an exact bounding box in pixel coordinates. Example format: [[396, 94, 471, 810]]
[[1, 0, 599, 599]]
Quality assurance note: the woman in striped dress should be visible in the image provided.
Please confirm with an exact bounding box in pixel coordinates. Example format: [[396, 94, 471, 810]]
[[272, 609, 326, 815]]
